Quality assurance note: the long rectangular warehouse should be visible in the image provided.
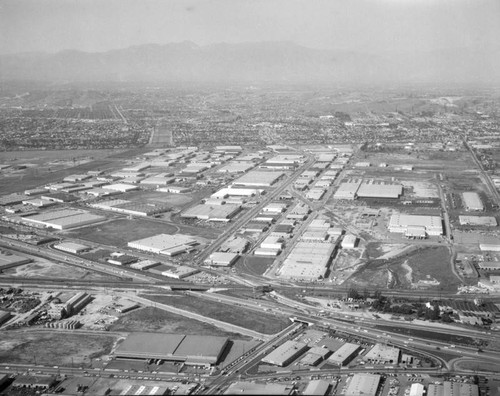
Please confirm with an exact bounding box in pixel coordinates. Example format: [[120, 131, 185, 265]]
[[22, 209, 105, 230], [388, 214, 443, 236], [115, 333, 229, 365], [128, 234, 198, 255], [261, 341, 308, 367], [231, 171, 284, 187]]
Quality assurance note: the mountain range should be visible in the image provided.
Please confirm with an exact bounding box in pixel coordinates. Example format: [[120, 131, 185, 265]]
[[1, 41, 498, 84]]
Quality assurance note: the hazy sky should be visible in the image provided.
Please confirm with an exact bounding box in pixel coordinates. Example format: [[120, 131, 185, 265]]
[[1, 0, 499, 54]]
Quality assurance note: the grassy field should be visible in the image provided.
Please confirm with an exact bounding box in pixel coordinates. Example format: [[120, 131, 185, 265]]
[[456, 359, 500, 373], [109, 306, 250, 339], [0, 331, 116, 366], [140, 294, 290, 335], [347, 246, 460, 291], [236, 256, 274, 276], [66, 218, 178, 247]]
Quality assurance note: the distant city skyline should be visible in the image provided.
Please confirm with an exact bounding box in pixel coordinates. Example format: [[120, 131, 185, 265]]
[[1, 0, 499, 55]]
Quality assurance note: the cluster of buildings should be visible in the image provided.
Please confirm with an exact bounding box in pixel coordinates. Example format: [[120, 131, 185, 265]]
[[277, 219, 341, 282]]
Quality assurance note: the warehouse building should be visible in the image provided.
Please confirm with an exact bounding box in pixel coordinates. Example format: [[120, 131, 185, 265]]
[[333, 180, 361, 200], [211, 187, 259, 199], [459, 216, 497, 226], [286, 203, 310, 220], [427, 381, 479, 396], [130, 259, 160, 270], [326, 342, 360, 367], [231, 171, 284, 187], [478, 261, 500, 271], [341, 234, 358, 249], [0, 251, 32, 271], [115, 333, 229, 365], [128, 234, 198, 256], [479, 244, 500, 252], [224, 382, 292, 395], [302, 380, 330, 396], [22, 209, 105, 230], [217, 161, 255, 174], [261, 340, 308, 366], [363, 344, 400, 364], [388, 213, 443, 237], [277, 241, 335, 281], [207, 252, 239, 267], [299, 347, 330, 366], [181, 204, 241, 222], [157, 186, 191, 194], [102, 183, 139, 192], [91, 200, 169, 217], [345, 373, 381, 396], [54, 242, 90, 254], [157, 265, 200, 279], [219, 236, 249, 254], [409, 383, 425, 396], [462, 192, 484, 211], [108, 254, 138, 266]]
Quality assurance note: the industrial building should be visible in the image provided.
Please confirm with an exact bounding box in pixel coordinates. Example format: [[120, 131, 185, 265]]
[[277, 241, 335, 281], [459, 216, 497, 226], [299, 347, 330, 366], [102, 183, 139, 192], [211, 187, 259, 199], [115, 333, 229, 365], [344, 373, 381, 396], [181, 203, 241, 222], [479, 244, 500, 252], [261, 340, 308, 366], [207, 252, 239, 267], [128, 234, 198, 256], [156, 265, 200, 279], [232, 171, 284, 187], [388, 214, 443, 237], [217, 161, 255, 174], [224, 382, 292, 395], [219, 236, 249, 254], [130, 259, 160, 270], [286, 203, 310, 220], [0, 251, 32, 271], [91, 199, 169, 217], [341, 234, 358, 249], [54, 242, 90, 254], [302, 380, 330, 396], [326, 342, 360, 366], [22, 209, 105, 230], [462, 192, 484, 211], [363, 343, 400, 364], [409, 383, 425, 396], [157, 186, 191, 194], [334, 179, 403, 200], [427, 381, 479, 396], [107, 254, 138, 266]]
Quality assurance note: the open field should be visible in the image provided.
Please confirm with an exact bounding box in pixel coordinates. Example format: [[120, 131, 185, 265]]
[[346, 246, 459, 291], [236, 256, 274, 276], [0, 149, 129, 195], [455, 359, 500, 373], [65, 218, 179, 247], [123, 190, 194, 208], [0, 331, 117, 366], [109, 306, 251, 339], [140, 293, 290, 335], [2, 257, 119, 281]]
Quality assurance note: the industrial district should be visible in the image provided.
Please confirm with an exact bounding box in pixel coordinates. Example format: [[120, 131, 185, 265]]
[[1, 87, 500, 396]]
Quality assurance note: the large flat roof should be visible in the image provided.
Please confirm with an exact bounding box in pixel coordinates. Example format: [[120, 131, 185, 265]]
[[128, 234, 197, 253], [232, 171, 284, 186], [115, 333, 229, 364], [345, 373, 381, 396], [117, 333, 185, 358], [389, 214, 443, 230]]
